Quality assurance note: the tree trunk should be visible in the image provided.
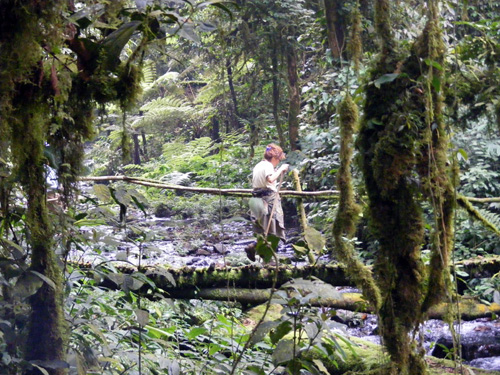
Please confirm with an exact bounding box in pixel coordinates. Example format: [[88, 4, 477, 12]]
[[270, 35, 286, 148], [141, 129, 148, 162], [13, 103, 66, 375], [133, 133, 141, 165], [286, 42, 301, 151], [211, 115, 221, 143], [323, 0, 346, 59], [226, 58, 241, 129]]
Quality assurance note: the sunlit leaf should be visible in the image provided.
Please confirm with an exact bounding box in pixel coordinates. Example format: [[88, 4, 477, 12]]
[[93, 184, 112, 202], [313, 358, 331, 374], [186, 326, 207, 340], [304, 226, 326, 253]]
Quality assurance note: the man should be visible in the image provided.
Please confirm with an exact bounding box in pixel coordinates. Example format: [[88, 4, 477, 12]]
[[245, 143, 289, 261]]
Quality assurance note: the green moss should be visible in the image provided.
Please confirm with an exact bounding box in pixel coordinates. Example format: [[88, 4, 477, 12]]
[[355, 1, 456, 373], [347, 3, 363, 72], [333, 94, 381, 312]]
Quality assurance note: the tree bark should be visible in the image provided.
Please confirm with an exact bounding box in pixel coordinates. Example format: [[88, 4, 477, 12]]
[[270, 35, 286, 148], [286, 42, 301, 151], [211, 115, 221, 143], [323, 0, 346, 59], [13, 102, 66, 375], [133, 133, 141, 165], [140, 129, 148, 162], [226, 58, 241, 129]]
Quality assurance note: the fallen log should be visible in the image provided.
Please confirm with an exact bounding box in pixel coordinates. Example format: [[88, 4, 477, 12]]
[[185, 288, 500, 321], [71, 258, 500, 320], [72, 254, 500, 293], [455, 255, 500, 278], [70, 255, 500, 294], [73, 262, 352, 290], [79, 175, 339, 199]]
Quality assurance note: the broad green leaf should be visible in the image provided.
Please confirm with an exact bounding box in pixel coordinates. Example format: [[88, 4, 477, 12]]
[[255, 236, 275, 263], [250, 321, 279, 345], [30, 270, 56, 290], [145, 325, 176, 338], [457, 148, 468, 161], [373, 73, 400, 88], [123, 274, 145, 291], [113, 187, 132, 206], [304, 226, 326, 253], [0, 238, 25, 259], [101, 21, 142, 70], [313, 359, 330, 374], [246, 365, 266, 375], [272, 339, 295, 365], [281, 278, 342, 301], [424, 58, 444, 71], [431, 76, 441, 93], [176, 24, 201, 43], [198, 1, 236, 20], [92, 184, 112, 202], [208, 343, 222, 355], [146, 268, 176, 287], [270, 321, 292, 345], [304, 322, 320, 340], [186, 326, 207, 340], [13, 272, 43, 299], [217, 313, 232, 326]]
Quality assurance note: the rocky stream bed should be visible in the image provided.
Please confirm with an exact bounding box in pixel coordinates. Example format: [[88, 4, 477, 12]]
[[67, 211, 500, 372]]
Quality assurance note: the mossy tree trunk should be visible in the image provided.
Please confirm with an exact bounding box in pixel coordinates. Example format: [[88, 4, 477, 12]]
[[12, 100, 67, 375], [1, 1, 147, 373], [353, 0, 455, 374], [0, 2, 68, 373]]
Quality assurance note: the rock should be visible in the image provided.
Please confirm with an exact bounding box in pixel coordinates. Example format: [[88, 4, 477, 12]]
[[195, 249, 211, 256]]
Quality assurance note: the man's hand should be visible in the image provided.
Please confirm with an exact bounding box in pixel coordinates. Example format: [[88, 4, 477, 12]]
[[280, 164, 289, 173]]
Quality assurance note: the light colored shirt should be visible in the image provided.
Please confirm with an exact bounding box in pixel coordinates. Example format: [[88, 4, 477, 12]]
[[252, 160, 277, 191]]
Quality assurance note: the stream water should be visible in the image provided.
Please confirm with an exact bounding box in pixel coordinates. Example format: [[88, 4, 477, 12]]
[[338, 307, 500, 371], [68, 211, 500, 372]]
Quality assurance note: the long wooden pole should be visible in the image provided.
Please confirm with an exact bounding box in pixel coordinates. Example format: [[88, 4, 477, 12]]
[[79, 175, 340, 199]]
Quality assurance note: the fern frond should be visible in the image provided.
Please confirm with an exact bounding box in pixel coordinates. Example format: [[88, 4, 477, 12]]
[[141, 96, 189, 111], [141, 61, 156, 90]]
